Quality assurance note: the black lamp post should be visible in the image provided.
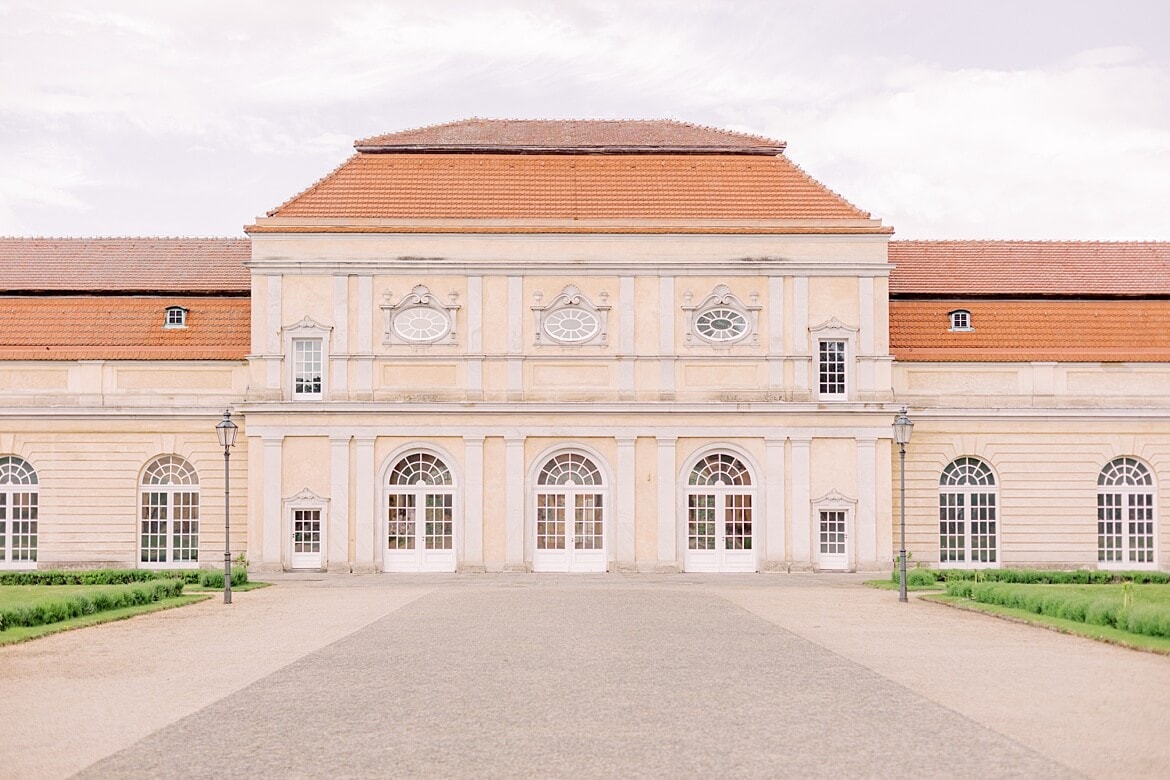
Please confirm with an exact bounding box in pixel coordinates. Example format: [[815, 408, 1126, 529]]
[[893, 407, 914, 603], [215, 409, 238, 605]]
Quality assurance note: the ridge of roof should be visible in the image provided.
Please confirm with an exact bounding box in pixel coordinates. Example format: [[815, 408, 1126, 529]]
[[354, 118, 787, 155]]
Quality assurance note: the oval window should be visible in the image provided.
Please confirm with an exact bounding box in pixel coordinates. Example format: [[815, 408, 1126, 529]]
[[695, 307, 748, 342], [393, 307, 450, 342], [543, 308, 600, 343]]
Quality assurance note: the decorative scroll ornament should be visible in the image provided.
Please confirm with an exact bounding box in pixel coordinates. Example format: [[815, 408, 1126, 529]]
[[381, 285, 460, 345], [532, 284, 610, 347], [683, 284, 761, 346]]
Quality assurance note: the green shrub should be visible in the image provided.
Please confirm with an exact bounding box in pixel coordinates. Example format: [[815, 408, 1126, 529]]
[[0, 568, 241, 587], [0, 579, 186, 631], [1126, 604, 1170, 638], [906, 569, 937, 586], [196, 567, 249, 589]]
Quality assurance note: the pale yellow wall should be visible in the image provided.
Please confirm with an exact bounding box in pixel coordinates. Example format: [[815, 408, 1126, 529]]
[[282, 275, 333, 327], [281, 437, 330, 498], [0, 421, 246, 567], [482, 436, 506, 566], [808, 276, 859, 330], [634, 276, 659, 355], [810, 439, 859, 500], [482, 277, 509, 354], [897, 422, 1170, 568], [634, 436, 658, 563]]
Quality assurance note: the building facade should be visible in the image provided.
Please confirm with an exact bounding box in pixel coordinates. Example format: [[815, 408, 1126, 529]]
[[2, 120, 1168, 574]]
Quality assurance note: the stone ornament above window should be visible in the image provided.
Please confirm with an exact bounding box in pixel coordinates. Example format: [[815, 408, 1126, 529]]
[[381, 285, 460, 345], [683, 284, 761, 346], [532, 285, 610, 347]]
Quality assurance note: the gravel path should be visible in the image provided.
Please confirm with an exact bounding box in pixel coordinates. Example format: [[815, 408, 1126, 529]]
[[2, 574, 1168, 778]]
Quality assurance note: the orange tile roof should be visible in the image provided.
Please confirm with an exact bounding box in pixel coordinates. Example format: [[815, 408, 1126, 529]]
[[356, 119, 787, 154], [0, 296, 249, 360], [0, 238, 250, 293], [259, 153, 875, 226], [890, 300, 1170, 362], [889, 241, 1170, 297]]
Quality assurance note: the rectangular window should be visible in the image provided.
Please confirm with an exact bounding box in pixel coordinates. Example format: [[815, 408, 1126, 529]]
[[819, 510, 846, 555], [293, 338, 323, 399], [818, 340, 846, 397]]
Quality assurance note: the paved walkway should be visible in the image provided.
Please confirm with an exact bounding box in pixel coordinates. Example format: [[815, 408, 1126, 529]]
[[1, 574, 1168, 778]]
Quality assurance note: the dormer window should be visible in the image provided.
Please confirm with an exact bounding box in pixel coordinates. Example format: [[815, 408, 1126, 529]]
[[164, 306, 188, 329], [949, 309, 972, 331]]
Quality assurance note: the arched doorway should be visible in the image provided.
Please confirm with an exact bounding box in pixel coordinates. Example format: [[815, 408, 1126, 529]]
[[533, 452, 607, 572], [684, 452, 756, 572], [384, 451, 457, 572]]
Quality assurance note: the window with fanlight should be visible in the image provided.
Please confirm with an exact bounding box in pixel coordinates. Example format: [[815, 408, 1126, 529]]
[[939, 457, 998, 567], [1097, 457, 1156, 568], [140, 455, 200, 568], [0, 455, 38, 569]]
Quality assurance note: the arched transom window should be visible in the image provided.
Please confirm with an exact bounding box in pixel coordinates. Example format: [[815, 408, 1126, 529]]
[[939, 457, 997, 566], [140, 455, 200, 567], [684, 452, 755, 572], [385, 452, 456, 572], [0, 455, 39, 567], [533, 452, 607, 572], [1097, 457, 1155, 568]]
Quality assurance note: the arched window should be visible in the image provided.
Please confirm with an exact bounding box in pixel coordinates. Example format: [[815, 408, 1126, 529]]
[[385, 451, 456, 572], [533, 452, 607, 572], [1098, 457, 1156, 568], [0, 455, 39, 568], [140, 455, 199, 567], [684, 452, 755, 572], [939, 457, 998, 566]]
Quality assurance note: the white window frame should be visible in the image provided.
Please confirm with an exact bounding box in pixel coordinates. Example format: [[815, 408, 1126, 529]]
[[381, 284, 460, 346], [139, 455, 200, 570], [164, 306, 188, 329], [948, 309, 973, 331], [0, 455, 39, 570], [283, 488, 329, 571], [812, 489, 856, 571], [532, 285, 610, 347], [681, 449, 758, 573], [938, 456, 999, 569], [682, 284, 761, 347], [810, 317, 858, 401], [1097, 457, 1157, 570], [283, 316, 332, 401], [529, 447, 611, 572]]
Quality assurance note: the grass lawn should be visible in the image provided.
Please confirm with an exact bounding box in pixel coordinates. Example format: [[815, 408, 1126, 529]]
[[0, 578, 270, 646], [922, 584, 1170, 655]]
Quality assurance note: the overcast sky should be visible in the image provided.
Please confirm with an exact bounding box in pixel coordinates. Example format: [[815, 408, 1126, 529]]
[[2, 1, 1168, 240]]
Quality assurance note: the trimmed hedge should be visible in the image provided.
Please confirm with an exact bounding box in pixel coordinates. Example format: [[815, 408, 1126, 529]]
[[0, 567, 248, 587], [0, 579, 186, 631], [892, 567, 1169, 585], [945, 580, 1170, 639]]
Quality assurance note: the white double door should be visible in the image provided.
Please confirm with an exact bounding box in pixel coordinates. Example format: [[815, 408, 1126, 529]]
[[684, 489, 756, 572], [533, 486, 607, 572], [385, 488, 456, 572]]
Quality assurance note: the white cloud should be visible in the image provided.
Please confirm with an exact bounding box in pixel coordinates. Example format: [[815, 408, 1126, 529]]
[[0, 1, 1168, 238]]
